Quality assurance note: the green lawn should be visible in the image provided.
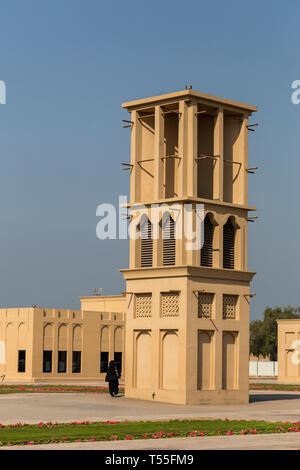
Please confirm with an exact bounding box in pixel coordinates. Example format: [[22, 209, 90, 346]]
[[0, 419, 299, 446], [0, 384, 124, 394]]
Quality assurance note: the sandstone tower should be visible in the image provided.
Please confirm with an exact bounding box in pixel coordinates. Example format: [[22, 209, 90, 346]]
[[121, 88, 257, 404]]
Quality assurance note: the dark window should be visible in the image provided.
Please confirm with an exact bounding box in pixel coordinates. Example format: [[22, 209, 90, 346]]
[[100, 352, 109, 373], [162, 214, 175, 266], [114, 352, 122, 376], [43, 351, 52, 373], [201, 215, 213, 267], [72, 351, 81, 373], [141, 217, 153, 267], [18, 350, 26, 373], [223, 218, 235, 269], [58, 351, 67, 373]]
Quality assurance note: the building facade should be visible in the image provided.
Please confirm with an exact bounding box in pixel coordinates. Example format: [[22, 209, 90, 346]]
[[0, 295, 125, 382], [277, 319, 300, 382], [121, 88, 257, 404]]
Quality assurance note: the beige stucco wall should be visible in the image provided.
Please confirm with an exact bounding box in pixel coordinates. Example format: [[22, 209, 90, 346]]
[[0, 305, 125, 382], [0, 308, 35, 381], [277, 320, 300, 383], [80, 295, 126, 313], [122, 267, 253, 405]]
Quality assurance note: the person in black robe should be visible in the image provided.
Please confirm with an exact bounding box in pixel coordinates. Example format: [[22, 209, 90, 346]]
[[105, 360, 120, 396]]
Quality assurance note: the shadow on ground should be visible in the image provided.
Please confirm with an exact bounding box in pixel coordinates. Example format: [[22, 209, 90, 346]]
[[249, 393, 300, 403]]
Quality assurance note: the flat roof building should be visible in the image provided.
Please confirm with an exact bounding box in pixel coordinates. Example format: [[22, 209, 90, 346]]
[[0, 295, 126, 382], [277, 319, 300, 382]]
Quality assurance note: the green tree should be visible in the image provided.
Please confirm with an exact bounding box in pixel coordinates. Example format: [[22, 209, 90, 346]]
[[250, 319, 264, 358], [250, 306, 300, 361]]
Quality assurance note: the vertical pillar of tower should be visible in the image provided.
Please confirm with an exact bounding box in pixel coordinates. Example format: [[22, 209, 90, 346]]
[[129, 224, 136, 269], [241, 114, 249, 271], [243, 220, 248, 270], [185, 102, 197, 266], [184, 205, 198, 265], [178, 101, 188, 265], [213, 107, 224, 202], [178, 100, 188, 198], [213, 108, 224, 268], [187, 102, 198, 198], [242, 115, 249, 206], [219, 222, 224, 270], [154, 106, 164, 201], [173, 201, 184, 266], [129, 111, 141, 270], [130, 111, 141, 204], [153, 106, 164, 268]]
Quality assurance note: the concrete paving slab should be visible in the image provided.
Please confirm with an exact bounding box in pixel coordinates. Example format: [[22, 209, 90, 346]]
[[0, 391, 300, 425]]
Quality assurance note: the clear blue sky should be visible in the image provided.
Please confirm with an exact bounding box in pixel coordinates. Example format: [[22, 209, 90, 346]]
[[0, 0, 299, 320]]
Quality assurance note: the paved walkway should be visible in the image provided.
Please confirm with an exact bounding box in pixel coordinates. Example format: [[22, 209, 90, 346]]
[[0, 390, 300, 424]]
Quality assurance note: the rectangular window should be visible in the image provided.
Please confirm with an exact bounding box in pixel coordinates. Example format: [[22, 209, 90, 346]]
[[58, 351, 67, 373], [223, 220, 235, 269], [18, 350, 26, 373], [43, 351, 52, 373], [100, 351, 109, 373], [201, 216, 213, 267], [162, 216, 175, 266], [72, 351, 81, 373], [141, 218, 153, 267], [114, 352, 122, 376]]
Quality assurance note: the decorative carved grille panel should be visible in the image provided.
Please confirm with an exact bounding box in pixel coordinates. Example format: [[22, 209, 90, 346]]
[[136, 294, 152, 317], [198, 293, 214, 318], [223, 295, 238, 319], [161, 292, 179, 317]]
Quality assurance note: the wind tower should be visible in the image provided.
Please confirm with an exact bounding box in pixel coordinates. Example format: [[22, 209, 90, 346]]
[[121, 88, 257, 404]]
